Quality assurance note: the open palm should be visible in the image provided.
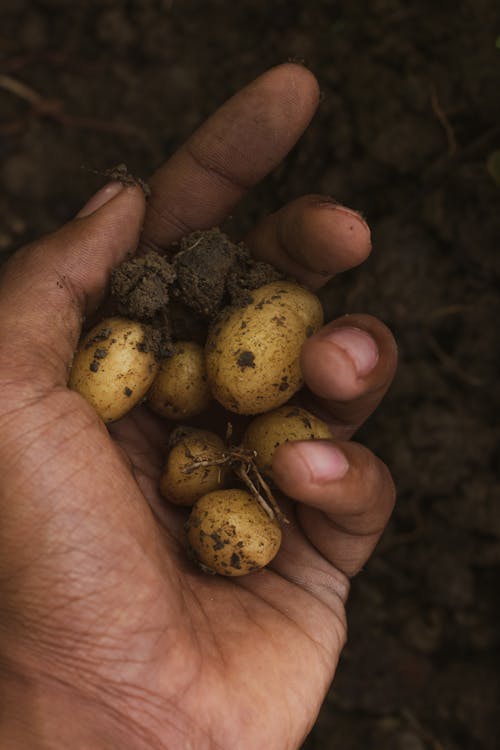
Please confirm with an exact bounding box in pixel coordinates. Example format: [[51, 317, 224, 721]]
[[0, 65, 396, 750]]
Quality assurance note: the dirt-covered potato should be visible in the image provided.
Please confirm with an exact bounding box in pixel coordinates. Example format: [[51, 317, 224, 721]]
[[147, 341, 211, 420], [275, 281, 324, 331], [186, 489, 282, 576], [68, 317, 158, 423], [160, 427, 227, 506], [205, 281, 323, 415], [243, 406, 334, 478]]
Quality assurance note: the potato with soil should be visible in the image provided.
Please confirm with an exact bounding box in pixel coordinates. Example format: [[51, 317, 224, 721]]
[[205, 281, 323, 415], [160, 427, 227, 506], [148, 341, 211, 420], [243, 406, 334, 479], [68, 317, 158, 423], [186, 489, 282, 576]]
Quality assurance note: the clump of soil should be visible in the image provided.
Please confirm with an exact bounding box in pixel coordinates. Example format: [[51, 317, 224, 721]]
[[226, 253, 283, 305], [167, 301, 209, 345], [111, 251, 175, 319], [171, 227, 282, 315], [109, 227, 283, 358], [172, 228, 239, 317]]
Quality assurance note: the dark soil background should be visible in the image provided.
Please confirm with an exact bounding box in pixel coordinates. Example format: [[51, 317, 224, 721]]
[[1, 2, 499, 748]]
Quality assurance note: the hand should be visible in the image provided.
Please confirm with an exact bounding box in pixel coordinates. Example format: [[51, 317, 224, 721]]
[[0, 64, 396, 750]]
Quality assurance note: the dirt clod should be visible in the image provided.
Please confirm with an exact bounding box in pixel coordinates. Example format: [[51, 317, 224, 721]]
[[111, 251, 175, 319], [172, 228, 238, 317], [109, 229, 283, 358], [226, 252, 283, 306], [236, 351, 255, 369], [172, 229, 282, 317]]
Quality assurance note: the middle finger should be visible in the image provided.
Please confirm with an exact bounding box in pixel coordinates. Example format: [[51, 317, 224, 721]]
[[245, 194, 372, 289]]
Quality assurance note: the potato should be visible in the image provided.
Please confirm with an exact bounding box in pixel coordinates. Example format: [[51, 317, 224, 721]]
[[205, 281, 323, 415], [147, 341, 211, 420], [273, 281, 324, 331], [160, 427, 227, 506], [186, 489, 282, 576], [243, 406, 333, 479], [68, 317, 158, 423]]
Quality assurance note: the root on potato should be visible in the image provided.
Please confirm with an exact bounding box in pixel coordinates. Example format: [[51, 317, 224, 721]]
[[160, 427, 228, 506]]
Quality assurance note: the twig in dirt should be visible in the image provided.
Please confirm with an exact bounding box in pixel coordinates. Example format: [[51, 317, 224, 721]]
[[0, 73, 51, 107], [426, 333, 484, 387], [400, 708, 446, 750], [421, 122, 500, 189], [426, 304, 474, 321], [430, 82, 457, 157], [171, 235, 205, 264], [0, 73, 142, 138]]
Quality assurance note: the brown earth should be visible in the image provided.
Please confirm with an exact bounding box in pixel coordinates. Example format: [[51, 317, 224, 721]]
[[109, 227, 281, 352], [1, 1, 499, 748]]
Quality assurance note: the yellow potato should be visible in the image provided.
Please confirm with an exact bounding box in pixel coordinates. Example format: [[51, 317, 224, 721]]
[[160, 427, 227, 506], [205, 281, 323, 415], [147, 341, 211, 420], [186, 489, 282, 576], [243, 406, 333, 478], [267, 280, 324, 332], [68, 317, 158, 423]]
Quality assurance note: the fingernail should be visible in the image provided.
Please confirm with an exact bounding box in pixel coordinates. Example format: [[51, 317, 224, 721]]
[[296, 441, 349, 483], [326, 326, 379, 378], [76, 181, 124, 218], [317, 200, 370, 232]]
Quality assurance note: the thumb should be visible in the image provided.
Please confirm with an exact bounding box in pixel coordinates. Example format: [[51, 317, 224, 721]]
[[0, 182, 146, 389]]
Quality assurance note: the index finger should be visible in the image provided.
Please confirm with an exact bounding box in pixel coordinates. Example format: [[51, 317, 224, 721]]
[[140, 63, 320, 250]]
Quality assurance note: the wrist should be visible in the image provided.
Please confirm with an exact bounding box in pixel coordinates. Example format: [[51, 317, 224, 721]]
[[0, 661, 100, 750], [0, 651, 155, 750]]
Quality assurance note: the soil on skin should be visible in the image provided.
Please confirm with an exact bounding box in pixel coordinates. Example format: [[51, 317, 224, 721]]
[[103, 162, 151, 196], [1, 2, 499, 748]]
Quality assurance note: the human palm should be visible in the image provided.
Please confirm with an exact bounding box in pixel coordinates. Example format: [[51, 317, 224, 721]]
[[0, 65, 396, 750]]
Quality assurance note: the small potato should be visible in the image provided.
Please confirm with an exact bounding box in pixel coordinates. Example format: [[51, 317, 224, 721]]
[[269, 280, 324, 332], [243, 406, 333, 479], [69, 317, 158, 423], [160, 427, 227, 506], [147, 341, 211, 420], [186, 489, 282, 576], [205, 281, 323, 415]]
